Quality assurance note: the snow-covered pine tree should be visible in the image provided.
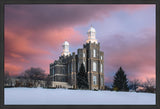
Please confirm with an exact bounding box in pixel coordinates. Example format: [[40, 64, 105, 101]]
[[112, 67, 129, 91], [77, 63, 88, 89]]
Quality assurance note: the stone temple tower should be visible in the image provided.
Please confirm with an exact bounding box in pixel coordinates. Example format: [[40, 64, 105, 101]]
[[50, 25, 104, 90], [84, 25, 104, 90], [77, 25, 104, 90]]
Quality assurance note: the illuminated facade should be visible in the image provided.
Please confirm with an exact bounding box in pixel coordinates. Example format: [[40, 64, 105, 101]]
[[50, 26, 104, 90]]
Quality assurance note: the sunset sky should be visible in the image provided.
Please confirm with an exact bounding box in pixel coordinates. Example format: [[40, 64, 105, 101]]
[[5, 4, 155, 84]]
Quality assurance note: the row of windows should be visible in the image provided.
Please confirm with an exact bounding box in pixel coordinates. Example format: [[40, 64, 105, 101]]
[[93, 62, 103, 72], [93, 76, 104, 86], [77, 62, 102, 72], [55, 78, 66, 82], [52, 68, 65, 74], [93, 49, 103, 60], [79, 49, 103, 59], [55, 85, 66, 88], [53, 62, 103, 73]]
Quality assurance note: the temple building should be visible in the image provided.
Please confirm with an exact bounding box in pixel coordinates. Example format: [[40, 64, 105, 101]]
[[49, 25, 104, 90]]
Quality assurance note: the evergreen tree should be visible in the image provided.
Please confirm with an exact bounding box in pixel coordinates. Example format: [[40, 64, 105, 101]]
[[112, 67, 129, 91], [77, 63, 88, 89]]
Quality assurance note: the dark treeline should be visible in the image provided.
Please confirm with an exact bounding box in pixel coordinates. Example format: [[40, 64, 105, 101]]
[[4, 66, 156, 93], [19, 67, 46, 80], [4, 67, 49, 88], [128, 78, 156, 93], [75, 64, 155, 93], [108, 67, 156, 93]]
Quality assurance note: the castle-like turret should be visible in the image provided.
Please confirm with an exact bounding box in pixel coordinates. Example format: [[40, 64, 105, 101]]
[[50, 25, 104, 90], [61, 41, 71, 56], [86, 25, 98, 44]]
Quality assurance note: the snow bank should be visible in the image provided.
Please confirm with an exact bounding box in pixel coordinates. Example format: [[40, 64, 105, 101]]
[[5, 88, 155, 105]]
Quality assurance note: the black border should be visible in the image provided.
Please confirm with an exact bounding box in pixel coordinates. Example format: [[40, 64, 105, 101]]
[[0, 0, 159, 109]]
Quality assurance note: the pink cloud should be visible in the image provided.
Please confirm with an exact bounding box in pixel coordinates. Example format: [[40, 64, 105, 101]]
[[5, 63, 23, 76], [4, 5, 155, 85], [5, 5, 153, 32], [36, 27, 84, 49], [102, 28, 155, 83], [5, 25, 84, 75]]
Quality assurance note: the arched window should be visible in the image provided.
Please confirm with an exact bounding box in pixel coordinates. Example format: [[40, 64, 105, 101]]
[[93, 62, 96, 71], [93, 49, 96, 57], [83, 53, 85, 57], [63, 68, 65, 74], [101, 77, 103, 86], [93, 76, 97, 85], [83, 61, 85, 67], [53, 67, 54, 75], [100, 64, 103, 73], [101, 56, 103, 60]]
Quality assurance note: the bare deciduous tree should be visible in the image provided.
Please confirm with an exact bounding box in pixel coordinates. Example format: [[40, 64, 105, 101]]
[[45, 75, 53, 88], [4, 71, 12, 87], [142, 78, 156, 93], [129, 79, 141, 91], [20, 67, 47, 87], [23, 67, 46, 80]]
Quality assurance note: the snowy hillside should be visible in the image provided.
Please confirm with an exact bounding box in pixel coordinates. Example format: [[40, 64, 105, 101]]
[[5, 88, 155, 105]]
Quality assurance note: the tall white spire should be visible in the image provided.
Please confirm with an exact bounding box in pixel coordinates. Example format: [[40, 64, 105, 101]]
[[61, 41, 71, 56], [86, 25, 98, 44]]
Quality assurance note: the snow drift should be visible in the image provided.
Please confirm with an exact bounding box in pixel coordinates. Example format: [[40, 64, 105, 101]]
[[5, 88, 155, 105]]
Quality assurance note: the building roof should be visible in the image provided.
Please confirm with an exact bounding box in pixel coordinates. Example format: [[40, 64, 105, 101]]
[[88, 25, 96, 33], [63, 41, 69, 45]]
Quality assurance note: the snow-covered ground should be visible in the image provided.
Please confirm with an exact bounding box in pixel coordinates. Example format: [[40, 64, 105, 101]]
[[5, 88, 155, 105]]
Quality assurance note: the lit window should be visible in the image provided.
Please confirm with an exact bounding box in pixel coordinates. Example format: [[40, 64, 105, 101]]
[[93, 62, 96, 71], [101, 77, 103, 86], [93, 49, 96, 57], [101, 56, 103, 60], [83, 61, 85, 67], [83, 53, 85, 57], [93, 76, 97, 85], [100, 64, 103, 73]]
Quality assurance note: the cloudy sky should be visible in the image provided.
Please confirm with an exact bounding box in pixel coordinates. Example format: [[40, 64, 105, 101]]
[[5, 4, 155, 84]]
